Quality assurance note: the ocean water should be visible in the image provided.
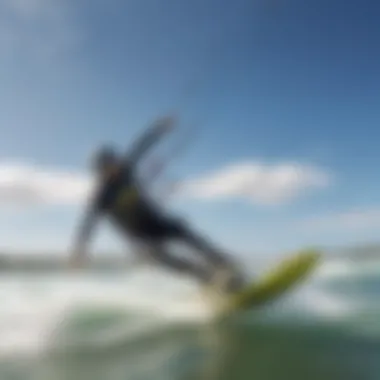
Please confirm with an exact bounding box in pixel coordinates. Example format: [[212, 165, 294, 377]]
[[0, 256, 379, 380]]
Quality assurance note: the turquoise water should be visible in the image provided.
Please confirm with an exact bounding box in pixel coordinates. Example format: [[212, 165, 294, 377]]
[[0, 258, 379, 380]]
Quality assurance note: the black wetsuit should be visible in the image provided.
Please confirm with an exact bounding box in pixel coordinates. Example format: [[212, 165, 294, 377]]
[[73, 124, 242, 286]]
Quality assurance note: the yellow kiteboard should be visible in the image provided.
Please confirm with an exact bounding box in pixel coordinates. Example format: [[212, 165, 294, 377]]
[[213, 249, 321, 319]]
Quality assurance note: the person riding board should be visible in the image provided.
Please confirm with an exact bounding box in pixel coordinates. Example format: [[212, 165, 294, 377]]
[[69, 117, 246, 293]]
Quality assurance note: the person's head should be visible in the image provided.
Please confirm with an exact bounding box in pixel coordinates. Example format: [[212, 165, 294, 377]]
[[91, 145, 120, 177]]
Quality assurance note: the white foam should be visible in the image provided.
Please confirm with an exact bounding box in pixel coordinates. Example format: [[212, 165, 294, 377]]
[[0, 271, 213, 357], [316, 257, 380, 279], [294, 287, 353, 319], [0, 259, 375, 358]]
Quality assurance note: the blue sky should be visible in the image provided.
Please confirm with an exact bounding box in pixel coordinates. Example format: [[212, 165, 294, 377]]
[[1, 0, 380, 256]]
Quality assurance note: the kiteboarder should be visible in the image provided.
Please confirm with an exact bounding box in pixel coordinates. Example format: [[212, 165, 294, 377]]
[[69, 116, 245, 293]]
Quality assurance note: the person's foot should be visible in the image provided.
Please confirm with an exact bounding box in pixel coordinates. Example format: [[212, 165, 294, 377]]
[[211, 267, 246, 295]]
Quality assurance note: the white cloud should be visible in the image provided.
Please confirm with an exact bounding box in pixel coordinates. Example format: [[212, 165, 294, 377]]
[[177, 161, 331, 205], [0, 162, 91, 207], [0, 0, 80, 61], [0, 160, 331, 209]]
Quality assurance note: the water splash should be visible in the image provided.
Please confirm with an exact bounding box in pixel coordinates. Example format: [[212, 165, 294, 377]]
[[0, 257, 378, 357]]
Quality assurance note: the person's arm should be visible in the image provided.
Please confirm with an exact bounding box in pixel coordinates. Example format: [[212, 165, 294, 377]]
[[125, 116, 176, 166], [142, 158, 165, 184], [142, 124, 198, 185], [68, 187, 103, 269]]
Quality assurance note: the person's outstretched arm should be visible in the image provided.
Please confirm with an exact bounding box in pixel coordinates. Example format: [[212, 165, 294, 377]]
[[125, 116, 176, 166], [69, 186, 103, 269]]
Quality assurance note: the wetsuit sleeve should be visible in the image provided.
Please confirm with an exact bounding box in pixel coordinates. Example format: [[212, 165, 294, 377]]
[[70, 185, 104, 265], [126, 117, 175, 165], [73, 205, 98, 250]]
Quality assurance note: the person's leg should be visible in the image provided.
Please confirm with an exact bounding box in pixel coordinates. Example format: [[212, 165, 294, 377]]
[[166, 220, 246, 292], [144, 240, 213, 284], [168, 220, 234, 267]]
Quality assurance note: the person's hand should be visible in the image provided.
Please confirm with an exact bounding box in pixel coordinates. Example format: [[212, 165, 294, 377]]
[[68, 250, 86, 271]]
